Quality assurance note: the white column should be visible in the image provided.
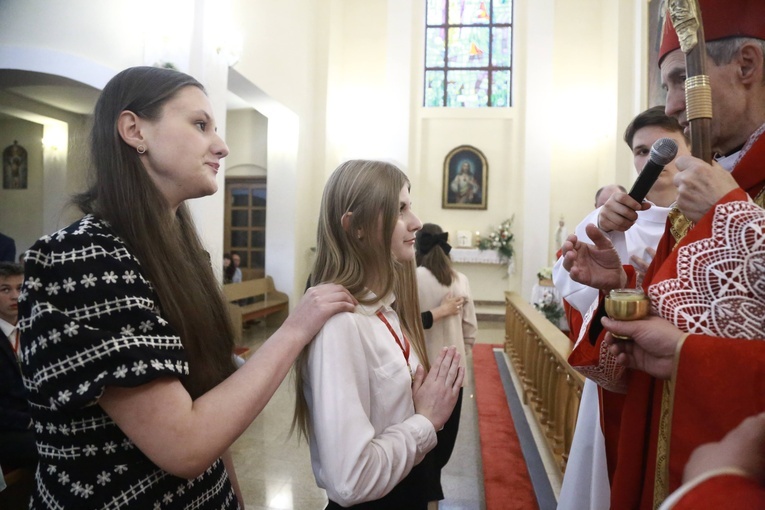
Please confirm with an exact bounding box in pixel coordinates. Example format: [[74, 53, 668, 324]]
[[518, 0, 555, 301], [185, 0, 232, 281]]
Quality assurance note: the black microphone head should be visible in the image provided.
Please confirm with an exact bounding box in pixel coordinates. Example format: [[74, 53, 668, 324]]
[[649, 137, 679, 166]]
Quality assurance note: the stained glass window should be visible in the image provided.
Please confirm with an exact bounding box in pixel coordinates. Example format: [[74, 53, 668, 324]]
[[425, 0, 513, 107]]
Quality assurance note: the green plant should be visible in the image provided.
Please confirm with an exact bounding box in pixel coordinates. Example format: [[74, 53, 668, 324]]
[[477, 217, 515, 261], [537, 267, 553, 281]]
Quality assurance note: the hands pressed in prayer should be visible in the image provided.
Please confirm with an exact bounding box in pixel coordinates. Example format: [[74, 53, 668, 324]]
[[603, 314, 686, 380], [674, 156, 739, 222], [560, 223, 628, 292], [412, 346, 465, 431], [597, 191, 651, 233]]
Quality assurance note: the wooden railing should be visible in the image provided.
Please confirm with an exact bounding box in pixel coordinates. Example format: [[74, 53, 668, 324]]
[[504, 291, 584, 475]]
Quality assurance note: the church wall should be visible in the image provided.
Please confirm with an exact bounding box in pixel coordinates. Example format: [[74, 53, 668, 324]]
[[0, 118, 43, 256], [0, 0, 236, 283], [547, 0, 620, 267], [410, 0, 646, 299], [228, 0, 330, 298], [414, 113, 522, 301], [0, 90, 90, 255], [547, 0, 646, 266], [225, 109, 268, 177], [0, 1, 145, 81]]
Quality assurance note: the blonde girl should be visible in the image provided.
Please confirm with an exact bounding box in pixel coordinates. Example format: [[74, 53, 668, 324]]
[[294, 160, 464, 509]]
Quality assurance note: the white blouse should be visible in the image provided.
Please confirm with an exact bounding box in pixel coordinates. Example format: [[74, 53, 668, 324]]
[[303, 291, 437, 507]]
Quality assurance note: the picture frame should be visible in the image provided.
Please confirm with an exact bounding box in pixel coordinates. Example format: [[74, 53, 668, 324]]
[[442, 145, 488, 210], [455, 230, 473, 248], [3, 141, 28, 190]]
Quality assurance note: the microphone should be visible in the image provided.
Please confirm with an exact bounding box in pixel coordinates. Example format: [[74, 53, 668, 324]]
[[628, 137, 679, 202]]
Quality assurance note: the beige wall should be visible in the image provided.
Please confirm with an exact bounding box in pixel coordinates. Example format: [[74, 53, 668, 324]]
[[0, 118, 43, 255], [0, 0, 651, 304], [0, 91, 90, 255], [225, 109, 268, 177], [0, 0, 232, 278], [548, 0, 646, 269]]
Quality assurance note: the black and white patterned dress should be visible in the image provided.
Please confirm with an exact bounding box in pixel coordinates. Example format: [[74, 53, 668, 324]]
[[18, 215, 238, 510]]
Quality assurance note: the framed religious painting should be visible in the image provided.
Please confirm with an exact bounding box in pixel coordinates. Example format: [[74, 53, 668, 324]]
[[442, 145, 488, 210], [3, 141, 28, 189]]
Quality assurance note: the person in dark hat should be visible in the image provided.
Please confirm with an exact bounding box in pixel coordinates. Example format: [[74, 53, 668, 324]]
[[559, 1, 765, 508]]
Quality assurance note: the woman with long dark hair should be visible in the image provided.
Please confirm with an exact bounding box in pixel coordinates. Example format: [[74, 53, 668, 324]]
[[18, 66, 355, 509]]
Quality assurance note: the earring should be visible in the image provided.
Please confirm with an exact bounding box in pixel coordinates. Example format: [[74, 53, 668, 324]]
[[137, 145, 146, 154]]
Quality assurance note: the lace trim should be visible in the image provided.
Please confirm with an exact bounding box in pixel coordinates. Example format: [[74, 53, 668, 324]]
[[649, 201, 765, 339]]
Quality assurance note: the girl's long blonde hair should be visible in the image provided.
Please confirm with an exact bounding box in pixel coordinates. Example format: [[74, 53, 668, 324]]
[[293, 160, 427, 440]]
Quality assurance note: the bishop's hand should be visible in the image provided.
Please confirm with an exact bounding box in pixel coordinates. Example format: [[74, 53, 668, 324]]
[[560, 223, 627, 292], [674, 155, 738, 222], [603, 314, 684, 380]]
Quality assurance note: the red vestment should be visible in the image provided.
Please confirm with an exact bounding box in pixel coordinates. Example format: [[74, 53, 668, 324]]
[[574, 128, 765, 509]]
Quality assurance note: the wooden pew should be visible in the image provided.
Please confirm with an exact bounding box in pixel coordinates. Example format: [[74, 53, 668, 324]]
[[223, 277, 289, 342]]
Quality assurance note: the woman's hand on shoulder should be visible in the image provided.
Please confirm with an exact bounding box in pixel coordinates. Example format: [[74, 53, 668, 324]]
[[284, 283, 357, 342], [411, 346, 464, 430]]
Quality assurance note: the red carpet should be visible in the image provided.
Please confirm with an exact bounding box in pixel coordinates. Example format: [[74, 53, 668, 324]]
[[473, 343, 538, 510]]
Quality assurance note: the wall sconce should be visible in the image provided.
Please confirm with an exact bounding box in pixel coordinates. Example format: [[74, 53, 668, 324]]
[[42, 124, 68, 151]]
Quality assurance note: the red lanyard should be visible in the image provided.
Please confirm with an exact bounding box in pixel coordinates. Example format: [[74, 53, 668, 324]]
[[11, 328, 19, 355], [376, 311, 412, 377]]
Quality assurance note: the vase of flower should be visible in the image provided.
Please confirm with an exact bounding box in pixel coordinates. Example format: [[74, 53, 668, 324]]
[[477, 217, 515, 263], [534, 288, 564, 326], [537, 267, 553, 287]]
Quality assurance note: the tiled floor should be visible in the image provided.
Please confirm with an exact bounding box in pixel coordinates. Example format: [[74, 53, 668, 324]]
[[229, 319, 507, 510]]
